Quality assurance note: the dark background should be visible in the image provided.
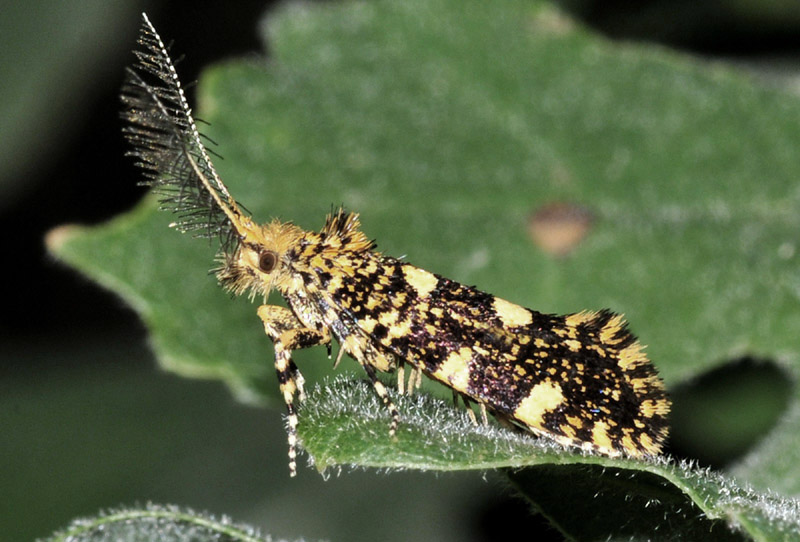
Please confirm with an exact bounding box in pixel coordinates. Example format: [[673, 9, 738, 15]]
[[3, 1, 800, 541]]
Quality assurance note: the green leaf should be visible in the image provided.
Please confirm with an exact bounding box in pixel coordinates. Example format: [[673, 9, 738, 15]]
[[48, 0, 800, 538], [42, 504, 286, 542], [300, 378, 800, 540]]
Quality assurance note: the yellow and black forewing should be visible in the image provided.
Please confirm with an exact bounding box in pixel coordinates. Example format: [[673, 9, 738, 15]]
[[302, 217, 670, 457]]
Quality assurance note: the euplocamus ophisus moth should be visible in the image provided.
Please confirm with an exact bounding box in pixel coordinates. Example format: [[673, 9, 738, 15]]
[[120, 14, 670, 476]]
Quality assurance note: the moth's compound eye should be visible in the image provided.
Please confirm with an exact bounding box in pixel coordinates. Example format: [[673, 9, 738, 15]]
[[258, 250, 278, 273]]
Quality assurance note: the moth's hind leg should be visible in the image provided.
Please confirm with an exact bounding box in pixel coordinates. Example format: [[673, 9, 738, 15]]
[[455, 394, 488, 426], [398, 363, 422, 395], [258, 305, 330, 477]]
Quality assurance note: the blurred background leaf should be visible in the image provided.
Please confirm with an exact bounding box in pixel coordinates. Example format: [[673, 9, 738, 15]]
[[43, 505, 282, 542], [5, 0, 800, 541], [0, 1, 142, 208]]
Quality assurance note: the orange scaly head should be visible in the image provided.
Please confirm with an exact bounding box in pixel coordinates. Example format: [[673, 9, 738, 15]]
[[217, 218, 306, 299]]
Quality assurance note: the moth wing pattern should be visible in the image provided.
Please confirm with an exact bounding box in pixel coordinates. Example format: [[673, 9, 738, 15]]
[[307, 216, 670, 456]]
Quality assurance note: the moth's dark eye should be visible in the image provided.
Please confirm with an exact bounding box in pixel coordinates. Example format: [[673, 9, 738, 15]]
[[258, 251, 278, 273]]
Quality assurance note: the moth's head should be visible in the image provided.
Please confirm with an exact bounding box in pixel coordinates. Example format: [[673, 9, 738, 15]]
[[217, 217, 304, 299]]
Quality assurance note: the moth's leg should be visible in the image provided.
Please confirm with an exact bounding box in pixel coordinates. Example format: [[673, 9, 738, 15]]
[[258, 305, 318, 399], [458, 394, 479, 426], [479, 402, 489, 426], [412, 366, 422, 393], [361, 362, 400, 437], [257, 305, 330, 477], [397, 364, 406, 395], [397, 363, 418, 395], [333, 345, 346, 369], [403, 365, 422, 395]]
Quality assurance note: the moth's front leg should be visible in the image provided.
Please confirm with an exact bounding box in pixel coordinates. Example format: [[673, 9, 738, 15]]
[[257, 305, 330, 477]]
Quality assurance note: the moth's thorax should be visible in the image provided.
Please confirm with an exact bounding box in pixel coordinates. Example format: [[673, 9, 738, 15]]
[[284, 280, 398, 374], [278, 226, 398, 373], [223, 211, 378, 303]]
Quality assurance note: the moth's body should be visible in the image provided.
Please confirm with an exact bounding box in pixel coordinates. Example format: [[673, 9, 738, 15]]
[[122, 15, 670, 477], [228, 210, 669, 474]]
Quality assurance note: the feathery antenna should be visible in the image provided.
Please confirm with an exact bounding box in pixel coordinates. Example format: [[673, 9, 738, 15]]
[[120, 13, 244, 257]]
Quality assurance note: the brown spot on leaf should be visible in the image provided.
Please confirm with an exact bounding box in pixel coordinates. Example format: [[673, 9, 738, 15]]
[[527, 202, 594, 257]]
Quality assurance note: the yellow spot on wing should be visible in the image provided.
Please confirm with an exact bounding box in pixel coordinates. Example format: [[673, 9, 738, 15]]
[[378, 311, 399, 328], [565, 311, 595, 327], [560, 424, 577, 439], [513, 381, 564, 426], [638, 433, 656, 453], [565, 415, 584, 430], [591, 421, 613, 451], [432, 347, 472, 391], [629, 377, 654, 393], [640, 398, 668, 418], [599, 314, 625, 344], [621, 434, 636, 452], [377, 310, 412, 339], [618, 343, 645, 370], [402, 265, 438, 298], [360, 316, 377, 334], [492, 297, 533, 327]]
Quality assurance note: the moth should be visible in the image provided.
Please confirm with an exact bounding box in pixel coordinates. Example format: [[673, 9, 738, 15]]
[[121, 14, 670, 476]]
